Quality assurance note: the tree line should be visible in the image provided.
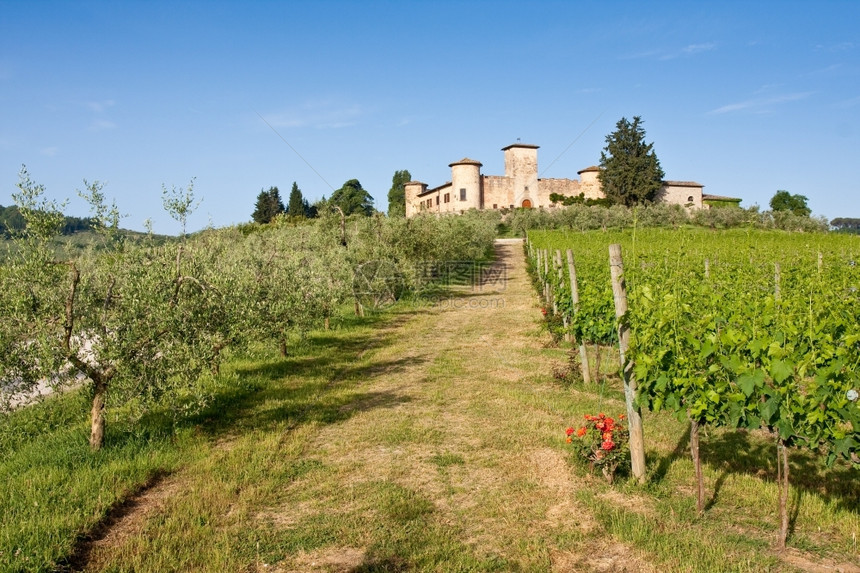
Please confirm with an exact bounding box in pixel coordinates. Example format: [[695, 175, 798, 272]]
[[1, 203, 94, 237], [253, 169, 413, 225]]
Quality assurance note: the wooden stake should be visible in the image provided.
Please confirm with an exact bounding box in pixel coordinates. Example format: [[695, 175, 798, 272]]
[[553, 249, 563, 315], [774, 262, 781, 302], [566, 249, 591, 384], [609, 243, 646, 483], [691, 419, 704, 514]]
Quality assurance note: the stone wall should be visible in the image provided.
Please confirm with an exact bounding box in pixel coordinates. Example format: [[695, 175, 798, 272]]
[[655, 181, 703, 209], [537, 178, 582, 206], [482, 175, 513, 210]]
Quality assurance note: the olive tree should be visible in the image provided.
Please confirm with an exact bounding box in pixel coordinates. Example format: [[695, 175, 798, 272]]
[[0, 170, 221, 450]]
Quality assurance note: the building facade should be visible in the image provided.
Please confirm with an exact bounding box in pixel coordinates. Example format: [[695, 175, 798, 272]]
[[405, 143, 712, 217]]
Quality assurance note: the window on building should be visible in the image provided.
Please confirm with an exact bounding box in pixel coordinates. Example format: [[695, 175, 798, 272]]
[[687, 196, 694, 203], [444, 193, 450, 203], [436, 196, 439, 205], [460, 188, 466, 201], [493, 204, 497, 209]]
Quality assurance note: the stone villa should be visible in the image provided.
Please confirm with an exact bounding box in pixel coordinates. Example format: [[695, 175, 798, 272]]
[[405, 143, 737, 217]]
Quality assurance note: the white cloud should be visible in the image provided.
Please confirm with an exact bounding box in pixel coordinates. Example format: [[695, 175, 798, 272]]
[[815, 42, 854, 52], [623, 42, 716, 61], [89, 119, 117, 131], [681, 43, 716, 55], [621, 49, 662, 60], [265, 101, 363, 129], [753, 83, 783, 95], [707, 92, 815, 115], [86, 99, 116, 113], [660, 42, 716, 60], [40, 146, 59, 157]]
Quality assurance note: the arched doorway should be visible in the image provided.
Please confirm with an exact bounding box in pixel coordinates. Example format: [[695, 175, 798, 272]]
[[521, 199, 532, 208]]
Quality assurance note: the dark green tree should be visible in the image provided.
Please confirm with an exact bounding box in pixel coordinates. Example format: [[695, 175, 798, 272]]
[[387, 169, 412, 217], [831, 217, 860, 233], [598, 116, 665, 207], [769, 190, 811, 217], [252, 186, 285, 224], [330, 179, 375, 216], [303, 198, 318, 218], [0, 204, 27, 236], [287, 182, 305, 218]]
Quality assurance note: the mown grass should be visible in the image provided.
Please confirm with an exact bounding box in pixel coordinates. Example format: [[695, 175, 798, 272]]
[[2, 242, 858, 572]]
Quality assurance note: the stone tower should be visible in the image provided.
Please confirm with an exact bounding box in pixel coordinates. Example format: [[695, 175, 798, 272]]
[[502, 143, 539, 208], [449, 158, 482, 211], [404, 181, 427, 217]]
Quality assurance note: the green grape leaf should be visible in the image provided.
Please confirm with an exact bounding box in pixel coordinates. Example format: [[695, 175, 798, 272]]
[[737, 371, 765, 397]]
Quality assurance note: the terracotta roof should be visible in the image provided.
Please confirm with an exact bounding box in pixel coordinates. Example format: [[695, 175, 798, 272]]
[[702, 194, 741, 201], [405, 181, 426, 186], [419, 181, 452, 196], [577, 166, 601, 174], [662, 180, 704, 187], [448, 158, 483, 167], [501, 143, 540, 151]]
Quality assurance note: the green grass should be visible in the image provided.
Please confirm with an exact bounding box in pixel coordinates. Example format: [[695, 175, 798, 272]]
[[1, 241, 858, 572]]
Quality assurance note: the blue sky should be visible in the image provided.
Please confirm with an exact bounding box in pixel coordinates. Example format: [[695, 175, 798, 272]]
[[1, 0, 858, 234]]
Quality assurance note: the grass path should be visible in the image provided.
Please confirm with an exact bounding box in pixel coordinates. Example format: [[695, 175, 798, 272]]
[[75, 239, 858, 572], [78, 239, 642, 571]]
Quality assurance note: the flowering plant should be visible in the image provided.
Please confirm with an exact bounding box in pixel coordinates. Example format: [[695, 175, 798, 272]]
[[566, 413, 630, 483]]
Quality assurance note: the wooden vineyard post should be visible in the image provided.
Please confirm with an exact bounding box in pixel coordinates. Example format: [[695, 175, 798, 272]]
[[609, 243, 646, 483], [553, 249, 563, 315], [774, 262, 781, 302], [543, 249, 552, 308], [536, 249, 543, 281], [566, 249, 592, 384]]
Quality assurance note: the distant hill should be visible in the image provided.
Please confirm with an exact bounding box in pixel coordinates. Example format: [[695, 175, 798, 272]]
[[0, 204, 174, 259], [0, 204, 94, 238]]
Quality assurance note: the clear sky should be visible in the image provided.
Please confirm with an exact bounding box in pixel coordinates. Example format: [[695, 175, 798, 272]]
[[1, 0, 858, 234]]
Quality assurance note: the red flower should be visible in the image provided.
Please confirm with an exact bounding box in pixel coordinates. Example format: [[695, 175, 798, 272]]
[[566, 437, 573, 443], [565, 427, 575, 436], [576, 427, 587, 437], [602, 431, 613, 441], [601, 439, 615, 451]]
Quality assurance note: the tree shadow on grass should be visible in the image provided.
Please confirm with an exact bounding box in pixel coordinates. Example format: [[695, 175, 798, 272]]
[[648, 424, 857, 519], [104, 306, 428, 446], [64, 308, 430, 571], [700, 429, 858, 515], [649, 423, 691, 485]]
